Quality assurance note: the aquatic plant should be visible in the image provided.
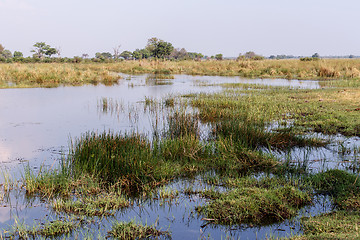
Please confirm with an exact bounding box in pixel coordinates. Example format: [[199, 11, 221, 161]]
[[298, 211, 360, 239], [197, 185, 311, 225], [107, 220, 171, 240]]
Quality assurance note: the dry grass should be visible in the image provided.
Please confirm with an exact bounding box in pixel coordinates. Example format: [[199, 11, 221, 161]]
[[1, 59, 360, 88]]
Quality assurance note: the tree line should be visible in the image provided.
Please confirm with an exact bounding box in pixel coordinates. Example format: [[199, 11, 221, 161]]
[[0, 37, 210, 63], [3, 38, 353, 63]]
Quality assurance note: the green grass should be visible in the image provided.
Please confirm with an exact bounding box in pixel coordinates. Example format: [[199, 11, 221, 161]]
[[196, 184, 311, 225], [293, 211, 360, 240], [190, 87, 360, 136], [309, 169, 360, 209], [107, 220, 171, 239], [5, 217, 80, 239], [52, 193, 130, 216]]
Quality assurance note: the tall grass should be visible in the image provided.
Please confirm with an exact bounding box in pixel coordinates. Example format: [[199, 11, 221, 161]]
[[2, 59, 360, 88], [67, 132, 166, 192], [0, 63, 120, 88]]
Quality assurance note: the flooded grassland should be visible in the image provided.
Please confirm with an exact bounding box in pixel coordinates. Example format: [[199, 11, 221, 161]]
[[0, 63, 360, 239]]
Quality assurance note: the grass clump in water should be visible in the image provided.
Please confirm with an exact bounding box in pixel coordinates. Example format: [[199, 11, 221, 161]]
[[213, 137, 278, 174], [6, 217, 79, 239], [107, 220, 171, 240], [294, 211, 360, 240], [310, 169, 360, 209], [68, 132, 168, 193], [52, 192, 130, 216], [196, 184, 311, 225]]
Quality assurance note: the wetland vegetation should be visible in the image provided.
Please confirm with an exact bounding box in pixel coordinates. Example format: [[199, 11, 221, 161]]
[[1, 58, 360, 88], [0, 59, 360, 239]]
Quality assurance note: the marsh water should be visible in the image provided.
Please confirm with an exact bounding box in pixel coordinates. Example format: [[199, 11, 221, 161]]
[[0, 74, 358, 239]]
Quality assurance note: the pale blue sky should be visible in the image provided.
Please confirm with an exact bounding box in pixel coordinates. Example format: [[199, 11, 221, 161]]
[[0, 0, 359, 57]]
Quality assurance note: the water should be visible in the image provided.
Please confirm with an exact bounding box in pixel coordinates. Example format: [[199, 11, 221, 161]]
[[0, 74, 344, 239]]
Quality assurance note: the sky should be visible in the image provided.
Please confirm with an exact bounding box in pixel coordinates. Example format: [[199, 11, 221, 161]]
[[0, 0, 359, 58]]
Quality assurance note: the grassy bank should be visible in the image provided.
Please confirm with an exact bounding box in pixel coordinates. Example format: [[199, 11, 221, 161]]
[[1, 59, 360, 88]]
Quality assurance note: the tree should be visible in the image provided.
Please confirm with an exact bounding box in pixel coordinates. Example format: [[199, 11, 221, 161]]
[[188, 52, 204, 60], [153, 41, 174, 59], [133, 48, 151, 60], [312, 53, 320, 58], [95, 52, 112, 60], [139, 48, 151, 59], [31, 42, 56, 58], [215, 54, 223, 60], [244, 51, 256, 59], [170, 48, 188, 60], [145, 37, 174, 59], [132, 49, 142, 60], [120, 51, 132, 60], [13, 51, 23, 58], [0, 44, 4, 54], [45, 47, 57, 57], [113, 45, 121, 59], [1, 50, 12, 59], [145, 37, 160, 54]]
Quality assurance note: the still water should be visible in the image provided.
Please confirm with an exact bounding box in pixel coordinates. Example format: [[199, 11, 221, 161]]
[[0, 74, 351, 239]]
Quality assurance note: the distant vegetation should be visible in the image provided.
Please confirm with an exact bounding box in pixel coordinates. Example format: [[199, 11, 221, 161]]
[[1, 58, 360, 88], [2, 38, 357, 64]]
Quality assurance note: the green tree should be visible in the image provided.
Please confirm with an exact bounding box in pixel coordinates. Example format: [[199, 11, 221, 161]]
[[120, 51, 132, 60], [95, 52, 112, 60], [145, 37, 160, 54], [215, 54, 223, 60], [188, 52, 204, 60], [45, 47, 57, 57], [1, 50, 12, 59], [0, 44, 4, 54], [132, 49, 142, 60], [312, 53, 320, 58], [13, 51, 23, 58], [31, 42, 56, 58], [146, 37, 174, 59], [133, 48, 151, 60], [153, 41, 174, 59]]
